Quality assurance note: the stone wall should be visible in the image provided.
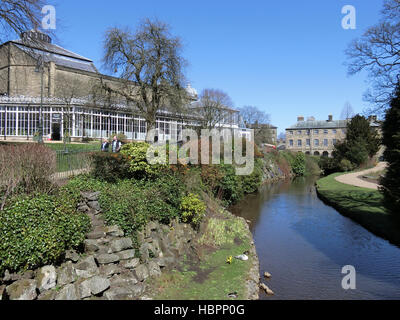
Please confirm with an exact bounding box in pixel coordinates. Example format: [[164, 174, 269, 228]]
[[0, 191, 198, 300]]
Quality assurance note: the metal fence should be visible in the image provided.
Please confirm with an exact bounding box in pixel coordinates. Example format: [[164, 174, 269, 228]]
[[54, 149, 96, 180]]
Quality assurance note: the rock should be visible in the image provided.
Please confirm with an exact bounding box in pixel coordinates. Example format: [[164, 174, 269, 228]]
[[57, 261, 77, 286], [99, 264, 122, 277], [147, 261, 161, 278], [264, 272, 272, 279], [110, 271, 138, 287], [96, 253, 120, 265], [105, 225, 124, 237], [21, 270, 35, 280], [119, 258, 140, 269], [77, 204, 90, 213], [85, 276, 110, 296], [75, 279, 92, 299], [87, 229, 106, 240], [145, 221, 159, 236], [65, 249, 80, 263], [87, 201, 101, 212], [0, 285, 6, 300], [84, 239, 100, 253], [3, 270, 23, 283], [110, 238, 133, 253], [153, 257, 168, 268], [260, 283, 274, 296], [55, 284, 79, 300], [134, 264, 149, 282], [37, 289, 56, 300], [104, 286, 135, 300], [130, 283, 145, 297], [6, 279, 37, 300], [36, 265, 57, 292], [117, 249, 136, 261], [81, 191, 100, 201], [139, 242, 153, 262], [74, 256, 98, 279]]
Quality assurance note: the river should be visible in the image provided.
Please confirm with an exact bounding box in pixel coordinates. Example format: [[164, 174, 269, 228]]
[[230, 176, 400, 300]]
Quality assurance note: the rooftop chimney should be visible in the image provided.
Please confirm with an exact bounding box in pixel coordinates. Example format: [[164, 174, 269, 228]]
[[21, 29, 52, 44], [297, 116, 305, 122], [328, 115, 333, 122]]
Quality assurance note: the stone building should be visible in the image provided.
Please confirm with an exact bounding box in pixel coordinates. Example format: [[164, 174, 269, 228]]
[[249, 123, 278, 145], [0, 30, 249, 142], [285, 115, 380, 157]]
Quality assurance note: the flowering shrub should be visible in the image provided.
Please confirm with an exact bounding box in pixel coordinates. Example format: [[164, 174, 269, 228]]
[[180, 193, 206, 227], [120, 142, 167, 179]]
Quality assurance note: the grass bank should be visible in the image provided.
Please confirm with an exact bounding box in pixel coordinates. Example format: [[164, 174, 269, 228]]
[[147, 205, 259, 300], [316, 173, 400, 247]]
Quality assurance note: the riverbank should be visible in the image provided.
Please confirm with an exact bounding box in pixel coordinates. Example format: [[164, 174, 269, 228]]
[[316, 172, 400, 247], [147, 204, 260, 300]]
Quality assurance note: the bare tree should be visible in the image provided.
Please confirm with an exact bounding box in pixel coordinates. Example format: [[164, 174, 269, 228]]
[[193, 88, 235, 130], [239, 105, 270, 128], [340, 102, 355, 120], [102, 18, 189, 133], [0, 0, 47, 41], [56, 74, 93, 146], [345, 0, 400, 113]]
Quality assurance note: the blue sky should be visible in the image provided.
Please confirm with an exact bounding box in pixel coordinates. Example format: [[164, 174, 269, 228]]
[[49, 0, 383, 134]]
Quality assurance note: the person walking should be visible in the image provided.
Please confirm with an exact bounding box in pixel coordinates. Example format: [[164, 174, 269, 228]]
[[101, 138, 109, 152], [111, 136, 122, 153]]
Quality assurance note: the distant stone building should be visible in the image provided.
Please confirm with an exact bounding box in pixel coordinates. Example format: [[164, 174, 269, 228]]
[[249, 123, 278, 145], [285, 115, 380, 157]]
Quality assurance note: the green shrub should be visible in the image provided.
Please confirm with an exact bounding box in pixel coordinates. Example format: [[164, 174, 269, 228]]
[[63, 174, 185, 246], [380, 85, 400, 214], [0, 194, 90, 274], [305, 155, 321, 176], [120, 142, 167, 179], [240, 159, 263, 194], [90, 152, 131, 182], [180, 193, 206, 227], [217, 164, 244, 205], [339, 159, 354, 172], [291, 152, 306, 176]]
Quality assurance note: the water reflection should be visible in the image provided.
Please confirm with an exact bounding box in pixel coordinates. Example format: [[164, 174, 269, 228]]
[[231, 176, 400, 300]]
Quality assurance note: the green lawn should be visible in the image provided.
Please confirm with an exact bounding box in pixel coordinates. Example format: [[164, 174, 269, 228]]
[[316, 173, 400, 246]]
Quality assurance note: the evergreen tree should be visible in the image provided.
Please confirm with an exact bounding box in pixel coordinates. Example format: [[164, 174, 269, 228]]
[[345, 115, 380, 159], [380, 85, 400, 214]]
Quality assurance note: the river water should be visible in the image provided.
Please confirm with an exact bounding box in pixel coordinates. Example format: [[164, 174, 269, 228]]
[[230, 176, 400, 300]]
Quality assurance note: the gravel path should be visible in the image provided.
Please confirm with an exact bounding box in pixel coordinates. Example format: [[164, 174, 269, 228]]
[[334, 162, 388, 190]]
